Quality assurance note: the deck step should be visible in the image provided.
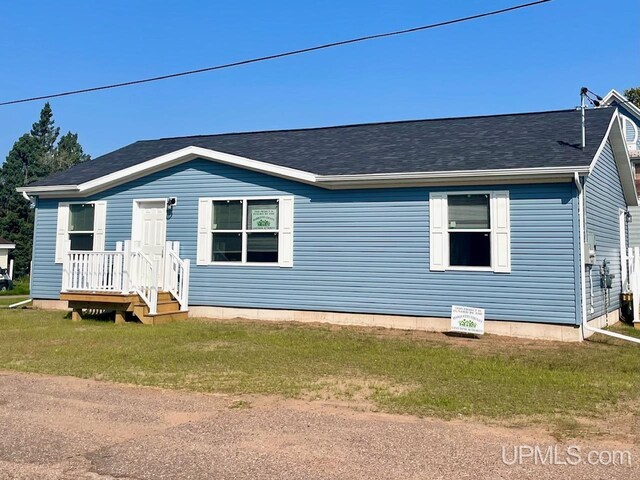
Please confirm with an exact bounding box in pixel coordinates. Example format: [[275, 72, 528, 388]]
[[134, 300, 180, 314], [133, 304, 187, 325], [62, 290, 187, 325], [157, 291, 174, 302]]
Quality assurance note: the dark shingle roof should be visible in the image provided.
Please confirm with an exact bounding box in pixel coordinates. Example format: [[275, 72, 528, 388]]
[[0, 237, 13, 245], [30, 107, 615, 187]]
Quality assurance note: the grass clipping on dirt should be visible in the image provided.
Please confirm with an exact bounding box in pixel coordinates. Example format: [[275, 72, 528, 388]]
[[1, 309, 639, 430]]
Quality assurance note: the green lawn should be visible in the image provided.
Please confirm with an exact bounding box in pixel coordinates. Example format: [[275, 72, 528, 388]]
[[1, 309, 639, 436], [0, 296, 30, 307]]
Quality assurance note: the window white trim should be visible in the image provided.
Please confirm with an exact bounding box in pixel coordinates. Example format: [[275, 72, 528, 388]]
[[54, 200, 107, 263], [429, 191, 511, 273], [197, 196, 294, 267]]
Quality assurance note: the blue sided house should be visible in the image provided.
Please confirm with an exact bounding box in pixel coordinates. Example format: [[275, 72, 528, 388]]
[[19, 102, 638, 341]]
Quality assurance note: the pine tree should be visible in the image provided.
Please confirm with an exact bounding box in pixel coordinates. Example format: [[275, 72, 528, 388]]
[[31, 102, 60, 152], [0, 135, 40, 276], [54, 132, 91, 170], [0, 103, 90, 278], [624, 87, 640, 109]]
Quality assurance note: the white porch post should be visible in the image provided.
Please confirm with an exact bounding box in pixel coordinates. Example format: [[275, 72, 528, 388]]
[[182, 258, 190, 311], [164, 241, 173, 292], [122, 240, 132, 294], [61, 240, 71, 292]]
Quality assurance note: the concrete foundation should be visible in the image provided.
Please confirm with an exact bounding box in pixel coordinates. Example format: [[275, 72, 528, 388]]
[[34, 299, 622, 342], [188, 305, 585, 342], [582, 309, 622, 339]]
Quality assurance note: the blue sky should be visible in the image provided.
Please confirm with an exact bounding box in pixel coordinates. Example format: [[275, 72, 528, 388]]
[[1, 0, 638, 161]]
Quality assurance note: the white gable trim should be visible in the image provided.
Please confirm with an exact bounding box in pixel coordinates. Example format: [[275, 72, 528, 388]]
[[18, 146, 615, 196], [588, 109, 638, 206], [601, 89, 640, 120], [19, 147, 594, 197]]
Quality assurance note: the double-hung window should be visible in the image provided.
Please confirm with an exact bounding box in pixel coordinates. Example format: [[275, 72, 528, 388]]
[[55, 201, 107, 263], [68, 203, 96, 251], [429, 191, 510, 273], [198, 196, 294, 267]]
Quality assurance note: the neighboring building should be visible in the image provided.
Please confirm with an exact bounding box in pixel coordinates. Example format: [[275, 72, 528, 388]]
[[0, 237, 15, 277], [19, 106, 636, 340], [601, 90, 640, 246]]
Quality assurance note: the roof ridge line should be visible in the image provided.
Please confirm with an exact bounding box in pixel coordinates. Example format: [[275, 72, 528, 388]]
[[140, 107, 611, 142]]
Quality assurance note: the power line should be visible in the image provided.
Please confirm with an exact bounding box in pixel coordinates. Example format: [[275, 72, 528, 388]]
[[0, 0, 552, 107]]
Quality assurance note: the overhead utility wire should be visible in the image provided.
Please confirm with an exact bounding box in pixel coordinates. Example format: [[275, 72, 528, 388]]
[[0, 0, 551, 107]]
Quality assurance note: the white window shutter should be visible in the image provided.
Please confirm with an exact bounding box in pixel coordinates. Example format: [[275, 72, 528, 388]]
[[492, 191, 511, 273], [55, 203, 70, 263], [429, 193, 447, 271], [93, 201, 107, 251], [278, 196, 294, 267], [197, 198, 212, 265]]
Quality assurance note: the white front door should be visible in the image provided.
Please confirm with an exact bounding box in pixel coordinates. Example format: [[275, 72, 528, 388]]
[[133, 200, 167, 287]]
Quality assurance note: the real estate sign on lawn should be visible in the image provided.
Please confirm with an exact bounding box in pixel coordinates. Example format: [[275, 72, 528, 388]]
[[451, 305, 485, 335]]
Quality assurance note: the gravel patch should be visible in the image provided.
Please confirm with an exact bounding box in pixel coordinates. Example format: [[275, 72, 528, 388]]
[[0, 371, 637, 479]]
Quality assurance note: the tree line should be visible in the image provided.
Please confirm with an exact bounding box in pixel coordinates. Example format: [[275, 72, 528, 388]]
[[0, 103, 90, 277]]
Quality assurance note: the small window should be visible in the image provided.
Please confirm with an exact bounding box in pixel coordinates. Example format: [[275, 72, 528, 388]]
[[211, 199, 280, 264], [68, 203, 95, 251], [448, 194, 491, 267]]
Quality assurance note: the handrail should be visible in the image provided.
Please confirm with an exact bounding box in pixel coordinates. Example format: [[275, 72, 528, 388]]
[[164, 241, 190, 311], [61, 239, 189, 316], [129, 248, 158, 315]]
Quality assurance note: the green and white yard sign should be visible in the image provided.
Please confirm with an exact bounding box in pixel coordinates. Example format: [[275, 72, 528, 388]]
[[451, 305, 485, 335], [249, 206, 278, 229]]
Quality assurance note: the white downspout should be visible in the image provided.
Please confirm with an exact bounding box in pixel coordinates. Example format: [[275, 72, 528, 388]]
[[575, 172, 640, 344]]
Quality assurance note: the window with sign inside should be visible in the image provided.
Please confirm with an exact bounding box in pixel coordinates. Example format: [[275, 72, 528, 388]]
[[212, 199, 279, 263]]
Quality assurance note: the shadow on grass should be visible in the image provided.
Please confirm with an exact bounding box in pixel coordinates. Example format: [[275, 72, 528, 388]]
[[63, 310, 142, 324]]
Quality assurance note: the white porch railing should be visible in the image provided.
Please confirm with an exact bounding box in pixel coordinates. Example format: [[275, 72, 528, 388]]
[[164, 241, 190, 311], [61, 239, 190, 316], [62, 243, 125, 292], [129, 247, 159, 314]]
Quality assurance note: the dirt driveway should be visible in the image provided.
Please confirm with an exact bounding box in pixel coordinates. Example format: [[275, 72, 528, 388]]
[[0, 371, 637, 479]]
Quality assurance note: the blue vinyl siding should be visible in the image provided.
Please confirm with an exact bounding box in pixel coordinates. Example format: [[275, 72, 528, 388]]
[[628, 205, 640, 247], [584, 139, 627, 320], [31, 158, 579, 324]]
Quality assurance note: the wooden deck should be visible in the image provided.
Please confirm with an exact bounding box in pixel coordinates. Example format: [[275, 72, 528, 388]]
[[61, 291, 188, 325]]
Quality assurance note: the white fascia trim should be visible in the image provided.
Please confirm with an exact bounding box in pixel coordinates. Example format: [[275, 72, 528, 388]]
[[0, 244, 16, 250], [18, 185, 79, 194], [18, 146, 318, 197], [79, 146, 318, 193], [601, 89, 640, 120], [587, 109, 638, 206], [18, 148, 594, 196], [588, 108, 619, 174], [316, 166, 590, 188], [610, 115, 639, 206]]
